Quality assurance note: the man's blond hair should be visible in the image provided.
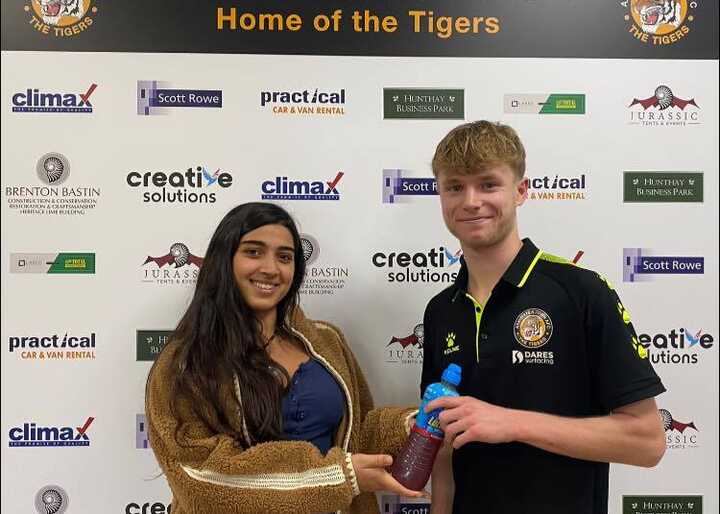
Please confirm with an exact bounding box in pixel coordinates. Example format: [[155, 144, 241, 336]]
[[432, 120, 526, 179]]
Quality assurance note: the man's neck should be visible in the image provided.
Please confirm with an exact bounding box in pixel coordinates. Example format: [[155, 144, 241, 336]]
[[462, 233, 523, 305]]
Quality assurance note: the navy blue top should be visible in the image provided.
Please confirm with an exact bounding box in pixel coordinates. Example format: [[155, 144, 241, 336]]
[[281, 359, 344, 455]]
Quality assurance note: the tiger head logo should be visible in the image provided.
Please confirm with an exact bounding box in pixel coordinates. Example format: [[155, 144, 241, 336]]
[[33, 0, 88, 26], [631, 0, 687, 35]]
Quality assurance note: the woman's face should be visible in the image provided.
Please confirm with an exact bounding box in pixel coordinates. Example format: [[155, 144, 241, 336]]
[[233, 224, 296, 319]]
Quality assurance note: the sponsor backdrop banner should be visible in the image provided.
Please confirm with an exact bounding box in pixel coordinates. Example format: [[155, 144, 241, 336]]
[[1, 2, 718, 514]]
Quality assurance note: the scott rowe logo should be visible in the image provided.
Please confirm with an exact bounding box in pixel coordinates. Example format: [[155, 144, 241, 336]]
[[383, 88, 464, 120], [638, 328, 714, 365], [372, 246, 462, 284], [526, 174, 587, 200], [261, 171, 344, 201], [504, 94, 585, 114], [382, 169, 437, 203], [9, 417, 94, 447], [5, 152, 101, 216], [23, 0, 97, 37], [137, 81, 222, 115], [136, 330, 173, 362], [381, 494, 430, 514], [624, 172, 703, 202], [623, 248, 703, 282], [628, 85, 700, 126], [621, 0, 697, 45], [12, 84, 96, 113], [299, 234, 349, 296], [386, 323, 424, 365], [260, 88, 346, 115], [35, 485, 69, 514], [660, 408, 699, 449], [10, 252, 95, 274], [136, 414, 149, 449], [9, 332, 96, 360], [142, 243, 203, 285], [126, 166, 232, 204]]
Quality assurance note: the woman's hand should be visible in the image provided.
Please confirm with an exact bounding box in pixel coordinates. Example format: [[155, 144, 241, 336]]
[[351, 453, 429, 499]]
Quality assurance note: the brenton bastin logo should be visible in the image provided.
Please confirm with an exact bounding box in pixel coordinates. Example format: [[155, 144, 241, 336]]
[[660, 408, 699, 450], [299, 234, 349, 296], [628, 86, 700, 126], [372, 246, 462, 284], [9, 332, 96, 360], [382, 169, 437, 203], [386, 324, 424, 365], [136, 414, 149, 449], [24, 0, 97, 37], [621, 0, 697, 45], [639, 328, 714, 365], [5, 153, 101, 216], [384, 88, 464, 120], [623, 495, 702, 514], [137, 330, 173, 361], [527, 174, 587, 200], [10, 253, 95, 274], [514, 308, 553, 349], [137, 81, 222, 115], [12, 84, 96, 113], [126, 166, 233, 204], [9, 417, 94, 447], [142, 243, 203, 285], [623, 248, 703, 282], [624, 172, 703, 202], [260, 88, 346, 115], [35, 485, 69, 514], [262, 172, 344, 201], [504, 94, 585, 114]]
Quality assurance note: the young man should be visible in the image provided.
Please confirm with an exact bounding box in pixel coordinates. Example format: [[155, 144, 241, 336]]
[[421, 121, 666, 514]]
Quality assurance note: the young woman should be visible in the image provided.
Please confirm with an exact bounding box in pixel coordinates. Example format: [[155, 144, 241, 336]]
[[146, 202, 421, 514]]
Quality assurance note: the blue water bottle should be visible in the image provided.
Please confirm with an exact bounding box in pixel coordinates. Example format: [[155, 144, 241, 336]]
[[391, 364, 462, 490]]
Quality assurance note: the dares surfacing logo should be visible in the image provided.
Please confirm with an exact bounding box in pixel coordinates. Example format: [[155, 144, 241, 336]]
[[9, 417, 94, 447], [372, 246, 462, 284], [142, 243, 203, 285], [386, 324, 424, 365], [299, 234, 349, 296], [628, 86, 700, 127], [621, 0, 697, 45], [24, 0, 97, 37], [660, 408, 699, 450]]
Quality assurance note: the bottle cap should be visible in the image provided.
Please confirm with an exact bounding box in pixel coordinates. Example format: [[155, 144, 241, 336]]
[[441, 363, 462, 386]]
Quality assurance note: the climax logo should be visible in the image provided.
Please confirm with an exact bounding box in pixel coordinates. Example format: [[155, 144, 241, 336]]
[[261, 171, 344, 201], [12, 84, 97, 113], [23, 0, 97, 37], [621, 0, 697, 45], [9, 417, 94, 447]]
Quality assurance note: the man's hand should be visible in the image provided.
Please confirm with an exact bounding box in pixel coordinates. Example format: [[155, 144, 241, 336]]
[[351, 454, 429, 498], [425, 396, 519, 448]]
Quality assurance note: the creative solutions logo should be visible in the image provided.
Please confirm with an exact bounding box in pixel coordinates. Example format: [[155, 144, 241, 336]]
[[8, 332, 96, 360], [142, 243, 203, 285], [10, 252, 95, 274], [504, 94, 585, 114], [628, 85, 700, 127], [382, 169, 437, 203], [126, 166, 233, 204], [136, 330, 173, 361], [5, 152, 101, 216], [372, 246, 462, 284], [260, 88, 346, 115], [638, 328, 714, 365], [261, 171, 344, 201], [23, 0, 97, 37], [621, 0, 697, 45], [136, 414, 149, 449], [660, 408, 699, 450], [125, 502, 172, 514], [137, 81, 222, 115], [9, 417, 94, 447], [526, 174, 587, 201], [624, 172, 703, 202], [386, 323, 424, 365], [11, 84, 97, 113], [623, 248, 704, 282], [35, 485, 69, 514], [299, 234, 349, 296], [623, 495, 702, 514], [383, 88, 464, 120]]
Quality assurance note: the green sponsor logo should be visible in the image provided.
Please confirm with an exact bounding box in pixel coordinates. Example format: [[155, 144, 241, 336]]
[[136, 330, 173, 361], [384, 88, 464, 119], [48, 253, 95, 273], [504, 94, 586, 114], [539, 94, 585, 114], [624, 172, 703, 203], [623, 495, 702, 514]]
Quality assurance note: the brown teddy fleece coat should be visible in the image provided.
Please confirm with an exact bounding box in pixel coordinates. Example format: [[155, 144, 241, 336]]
[[146, 309, 415, 514]]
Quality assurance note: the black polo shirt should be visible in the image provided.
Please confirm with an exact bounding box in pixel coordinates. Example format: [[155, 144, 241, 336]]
[[421, 238, 665, 514]]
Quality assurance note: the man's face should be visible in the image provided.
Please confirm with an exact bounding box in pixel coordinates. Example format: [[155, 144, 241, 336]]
[[437, 163, 527, 250]]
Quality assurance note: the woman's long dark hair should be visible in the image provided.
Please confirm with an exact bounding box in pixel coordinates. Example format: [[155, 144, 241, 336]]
[[168, 202, 306, 448]]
